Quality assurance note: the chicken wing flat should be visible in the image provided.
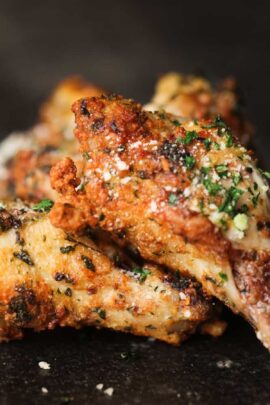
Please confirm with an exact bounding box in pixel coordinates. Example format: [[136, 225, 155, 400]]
[[145, 72, 253, 146], [50, 95, 270, 348], [0, 200, 215, 344], [0, 77, 104, 200]]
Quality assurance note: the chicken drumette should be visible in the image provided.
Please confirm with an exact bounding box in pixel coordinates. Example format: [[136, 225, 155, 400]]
[[50, 95, 270, 349]]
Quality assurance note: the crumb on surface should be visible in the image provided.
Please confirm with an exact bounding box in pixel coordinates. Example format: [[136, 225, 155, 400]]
[[216, 359, 233, 368], [41, 387, 48, 394], [96, 383, 104, 391], [38, 361, 51, 370], [104, 387, 114, 397]]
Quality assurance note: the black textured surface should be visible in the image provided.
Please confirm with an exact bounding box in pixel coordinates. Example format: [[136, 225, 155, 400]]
[[0, 318, 269, 405], [0, 1, 270, 404]]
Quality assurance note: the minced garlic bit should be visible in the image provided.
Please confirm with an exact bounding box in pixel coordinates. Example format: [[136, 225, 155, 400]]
[[41, 387, 48, 394], [96, 383, 104, 391], [38, 361, 51, 370], [233, 213, 248, 231]]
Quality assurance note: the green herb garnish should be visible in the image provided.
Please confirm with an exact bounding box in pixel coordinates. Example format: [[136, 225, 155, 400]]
[[168, 193, 178, 206], [32, 199, 54, 213], [232, 173, 242, 186], [203, 179, 223, 196], [202, 115, 228, 130], [219, 187, 243, 216], [82, 151, 90, 160], [215, 164, 228, 178], [131, 267, 151, 283], [218, 272, 228, 282], [252, 192, 260, 207], [60, 245, 76, 254], [184, 155, 196, 169], [203, 138, 212, 151], [94, 307, 106, 320], [13, 250, 34, 266], [81, 255, 95, 271], [225, 133, 234, 147], [181, 130, 198, 144]]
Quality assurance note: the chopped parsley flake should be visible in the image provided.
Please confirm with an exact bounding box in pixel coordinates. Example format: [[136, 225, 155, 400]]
[[202, 115, 228, 130], [32, 199, 54, 213], [168, 193, 178, 206], [184, 155, 196, 169], [131, 267, 151, 283], [262, 171, 270, 179], [178, 130, 198, 145], [13, 250, 34, 266], [203, 179, 223, 196], [252, 192, 260, 207], [60, 245, 76, 254], [203, 138, 212, 151], [81, 255, 95, 271], [94, 307, 106, 320], [82, 151, 90, 160], [218, 272, 228, 282], [172, 119, 181, 126], [219, 187, 243, 217], [225, 133, 234, 147], [199, 199, 204, 213], [232, 173, 242, 186], [215, 164, 228, 178]]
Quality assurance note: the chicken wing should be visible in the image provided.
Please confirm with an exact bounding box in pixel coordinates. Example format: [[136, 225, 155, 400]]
[[145, 72, 253, 146], [0, 79, 222, 344], [0, 77, 104, 201], [50, 95, 270, 348], [0, 200, 215, 344]]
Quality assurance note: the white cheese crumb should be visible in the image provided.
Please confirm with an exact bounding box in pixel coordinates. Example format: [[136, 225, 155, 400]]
[[179, 292, 187, 300], [150, 201, 157, 212], [121, 176, 131, 184], [96, 383, 104, 391], [38, 361, 50, 370], [216, 359, 233, 369], [103, 171, 112, 181], [130, 141, 142, 149], [116, 160, 129, 171], [183, 188, 191, 197], [104, 387, 114, 397], [41, 387, 48, 394]]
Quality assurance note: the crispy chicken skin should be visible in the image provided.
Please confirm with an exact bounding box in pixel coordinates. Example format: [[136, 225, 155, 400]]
[[50, 95, 270, 348], [0, 79, 222, 345], [145, 72, 253, 146], [0, 77, 104, 201], [0, 73, 252, 201], [0, 201, 215, 344]]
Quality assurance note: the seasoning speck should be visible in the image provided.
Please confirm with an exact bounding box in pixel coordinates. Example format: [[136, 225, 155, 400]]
[[96, 383, 104, 391], [41, 387, 48, 394]]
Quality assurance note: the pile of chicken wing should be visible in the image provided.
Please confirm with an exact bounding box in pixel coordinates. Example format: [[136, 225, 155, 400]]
[[0, 72, 269, 350]]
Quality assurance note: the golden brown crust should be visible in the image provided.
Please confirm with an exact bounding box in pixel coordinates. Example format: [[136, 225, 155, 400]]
[[50, 95, 270, 349], [2, 77, 104, 202], [0, 202, 215, 344], [146, 73, 253, 146]]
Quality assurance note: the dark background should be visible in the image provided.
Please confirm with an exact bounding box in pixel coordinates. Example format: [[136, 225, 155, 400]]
[[0, 1, 270, 404], [0, 0, 270, 162]]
